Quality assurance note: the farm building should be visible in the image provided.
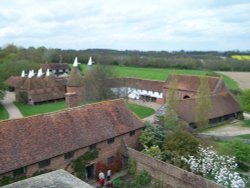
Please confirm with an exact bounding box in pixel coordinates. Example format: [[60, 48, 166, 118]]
[[14, 71, 65, 104], [40, 63, 69, 77], [155, 93, 242, 127], [0, 99, 144, 180], [163, 74, 228, 101], [108, 78, 165, 104]]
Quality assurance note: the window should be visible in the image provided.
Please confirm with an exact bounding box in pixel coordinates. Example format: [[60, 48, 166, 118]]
[[89, 144, 96, 150], [107, 156, 114, 165], [129, 130, 135, 136], [107, 138, 115, 144], [64, 151, 74, 160], [13, 167, 26, 177], [38, 159, 51, 169]]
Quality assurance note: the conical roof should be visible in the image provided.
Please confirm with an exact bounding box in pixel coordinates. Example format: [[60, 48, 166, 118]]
[[67, 57, 84, 87]]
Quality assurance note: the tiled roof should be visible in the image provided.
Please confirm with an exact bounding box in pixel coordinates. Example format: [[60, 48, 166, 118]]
[[164, 74, 228, 93], [67, 67, 84, 87], [5, 76, 24, 88], [0, 99, 144, 174], [107, 78, 164, 92], [176, 93, 242, 123]]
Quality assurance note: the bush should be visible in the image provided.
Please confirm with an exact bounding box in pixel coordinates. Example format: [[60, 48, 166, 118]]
[[136, 170, 151, 186], [128, 158, 137, 176], [113, 177, 124, 188], [227, 139, 250, 164]]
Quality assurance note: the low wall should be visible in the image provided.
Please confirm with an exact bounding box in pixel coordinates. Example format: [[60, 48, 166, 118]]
[[127, 148, 222, 188]]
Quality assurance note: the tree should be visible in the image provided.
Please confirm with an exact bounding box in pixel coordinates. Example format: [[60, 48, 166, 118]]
[[195, 76, 212, 129], [139, 123, 166, 148], [83, 64, 116, 101], [142, 145, 163, 160], [182, 146, 246, 188], [164, 73, 180, 129], [162, 129, 200, 167]]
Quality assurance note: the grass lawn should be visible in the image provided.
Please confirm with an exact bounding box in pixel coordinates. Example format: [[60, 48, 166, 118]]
[[78, 64, 239, 92], [0, 103, 9, 120], [243, 120, 250, 127], [14, 101, 66, 117], [128, 103, 155, 119]]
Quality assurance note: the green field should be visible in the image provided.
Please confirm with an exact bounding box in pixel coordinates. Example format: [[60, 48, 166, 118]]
[[128, 103, 155, 119], [232, 55, 250, 61], [79, 64, 239, 91], [14, 101, 66, 116], [0, 103, 9, 120]]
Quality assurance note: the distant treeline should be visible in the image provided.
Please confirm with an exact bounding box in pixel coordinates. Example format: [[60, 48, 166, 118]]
[[1, 45, 250, 80]]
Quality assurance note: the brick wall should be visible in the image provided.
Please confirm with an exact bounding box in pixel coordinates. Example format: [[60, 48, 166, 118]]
[[65, 92, 78, 108], [128, 148, 222, 188], [1, 129, 142, 179], [66, 86, 84, 103]]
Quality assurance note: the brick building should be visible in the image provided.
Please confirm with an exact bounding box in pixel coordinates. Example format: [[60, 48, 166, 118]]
[[40, 63, 69, 77], [163, 74, 228, 101], [0, 99, 144, 180], [108, 78, 165, 104]]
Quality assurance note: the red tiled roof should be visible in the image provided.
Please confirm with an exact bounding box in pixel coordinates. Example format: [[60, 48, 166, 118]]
[[164, 74, 228, 93], [5, 76, 24, 88], [177, 93, 242, 124], [0, 99, 144, 174], [67, 67, 84, 87], [107, 78, 164, 92]]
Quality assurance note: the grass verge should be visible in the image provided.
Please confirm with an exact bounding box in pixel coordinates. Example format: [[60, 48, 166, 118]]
[[0, 103, 9, 120]]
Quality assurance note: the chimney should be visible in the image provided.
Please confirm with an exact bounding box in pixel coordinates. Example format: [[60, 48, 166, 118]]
[[65, 92, 78, 108]]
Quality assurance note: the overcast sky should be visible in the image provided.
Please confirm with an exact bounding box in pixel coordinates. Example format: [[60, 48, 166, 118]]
[[0, 0, 250, 51]]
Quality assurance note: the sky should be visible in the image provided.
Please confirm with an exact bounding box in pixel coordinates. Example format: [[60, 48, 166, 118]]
[[0, 0, 250, 51]]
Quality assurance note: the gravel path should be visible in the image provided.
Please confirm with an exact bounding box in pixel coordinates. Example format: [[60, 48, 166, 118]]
[[202, 121, 250, 137], [218, 71, 250, 89], [1, 91, 23, 119]]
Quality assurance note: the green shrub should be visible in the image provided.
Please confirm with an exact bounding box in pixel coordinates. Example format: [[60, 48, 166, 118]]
[[0, 176, 26, 186], [136, 170, 151, 186], [128, 158, 137, 176], [113, 177, 124, 188]]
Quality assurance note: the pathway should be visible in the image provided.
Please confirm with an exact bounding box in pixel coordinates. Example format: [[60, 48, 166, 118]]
[[202, 121, 250, 137], [1, 91, 23, 119]]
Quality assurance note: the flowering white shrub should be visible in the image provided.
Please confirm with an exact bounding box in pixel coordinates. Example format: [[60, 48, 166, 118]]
[[182, 146, 246, 188]]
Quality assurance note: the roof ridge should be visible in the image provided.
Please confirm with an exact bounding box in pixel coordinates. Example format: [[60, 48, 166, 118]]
[[0, 98, 126, 122]]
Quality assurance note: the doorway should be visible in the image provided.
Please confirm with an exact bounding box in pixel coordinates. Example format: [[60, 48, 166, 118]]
[[86, 164, 95, 179]]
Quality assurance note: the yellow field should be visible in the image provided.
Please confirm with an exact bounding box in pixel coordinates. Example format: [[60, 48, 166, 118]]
[[232, 55, 250, 61]]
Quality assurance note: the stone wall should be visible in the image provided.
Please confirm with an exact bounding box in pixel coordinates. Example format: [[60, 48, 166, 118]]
[[127, 148, 222, 188]]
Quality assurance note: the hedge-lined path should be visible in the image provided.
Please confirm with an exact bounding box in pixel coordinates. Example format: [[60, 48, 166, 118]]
[[1, 91, 23, 119]]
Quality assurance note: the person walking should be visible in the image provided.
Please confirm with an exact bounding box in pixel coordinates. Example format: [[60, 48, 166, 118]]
[[107, 169, 111, 181], [98, 171, 105, 187]]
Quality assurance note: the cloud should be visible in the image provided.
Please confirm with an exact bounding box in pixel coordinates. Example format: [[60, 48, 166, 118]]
[[0, 0, 249, 50]]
